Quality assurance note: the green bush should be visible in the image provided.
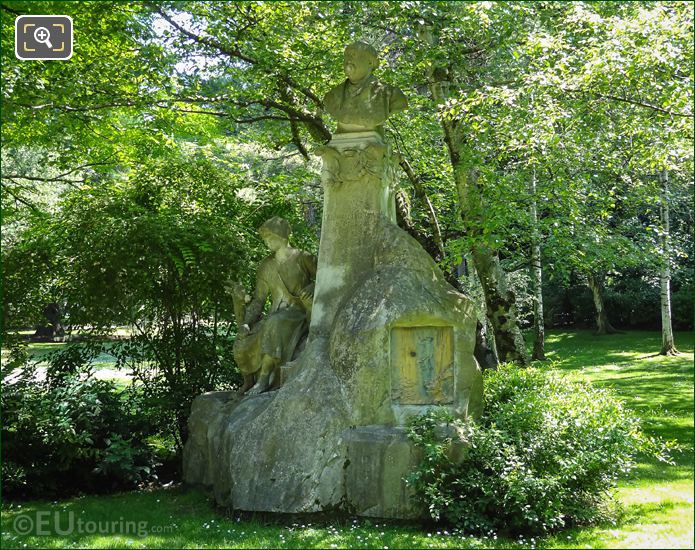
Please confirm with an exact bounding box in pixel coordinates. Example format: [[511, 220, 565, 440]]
[[2, 153, 314, 446], [672, 281, 694, 330], [407, 364, 674, 535], [1, 348, 160, 499]]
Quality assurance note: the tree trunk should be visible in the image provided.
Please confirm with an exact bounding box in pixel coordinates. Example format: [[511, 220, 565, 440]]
[[32, 302, 66, 342], [421, 24, 529, 365], [471, 243, 530, 364], [474, 320, 499, 370], [443, 264, 500, 370], [454, 160, 529, 365], [587, 273, 617, 335], [659, 169, 678, 355], [529, 169, 546, 360]]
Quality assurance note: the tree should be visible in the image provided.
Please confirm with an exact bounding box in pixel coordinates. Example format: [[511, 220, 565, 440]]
[[529, 168, 546, 359], [1, 2, 180, 183], [516, 1, 693, 337], [3, 1, 692, 367], [415, 13, 531, 365], [658, 170, 679, 355]]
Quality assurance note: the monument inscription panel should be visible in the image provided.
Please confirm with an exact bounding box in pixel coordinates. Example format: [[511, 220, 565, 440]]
[[390, 326, 454, 405]]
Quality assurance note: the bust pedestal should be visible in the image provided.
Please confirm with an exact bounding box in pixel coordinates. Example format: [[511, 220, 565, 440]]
[[309, 131, 398, 338]]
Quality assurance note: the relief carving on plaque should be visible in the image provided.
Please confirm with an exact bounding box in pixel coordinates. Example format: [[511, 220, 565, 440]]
[[390, 326, 454, 405]]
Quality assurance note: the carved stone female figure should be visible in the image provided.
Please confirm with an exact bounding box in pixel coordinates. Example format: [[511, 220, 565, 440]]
[[230, 217, 316, 394]]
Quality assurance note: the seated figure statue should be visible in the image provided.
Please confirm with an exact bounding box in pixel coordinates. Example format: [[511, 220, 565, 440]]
[[228, 217, 316, 395], [323, 41, 408, 136]]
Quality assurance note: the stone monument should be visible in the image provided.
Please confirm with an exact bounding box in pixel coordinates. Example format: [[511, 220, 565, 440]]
[[183, 42, 483, 519]]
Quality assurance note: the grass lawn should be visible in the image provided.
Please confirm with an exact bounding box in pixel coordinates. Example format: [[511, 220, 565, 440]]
[[1, 338, 131, 384], [1, 329, 692, 549]]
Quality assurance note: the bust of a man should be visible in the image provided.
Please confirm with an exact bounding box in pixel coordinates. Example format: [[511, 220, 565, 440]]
[[323, 42, 408, 135]]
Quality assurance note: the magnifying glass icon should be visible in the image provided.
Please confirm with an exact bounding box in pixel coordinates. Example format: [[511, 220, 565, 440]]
[[33, 26, 53, 49]]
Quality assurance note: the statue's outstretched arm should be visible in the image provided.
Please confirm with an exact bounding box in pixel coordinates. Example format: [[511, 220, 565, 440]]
[[244, 270, 269, 326]]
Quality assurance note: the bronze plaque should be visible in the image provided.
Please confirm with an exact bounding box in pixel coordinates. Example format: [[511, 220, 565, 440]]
[[390, 326, 454, 405]]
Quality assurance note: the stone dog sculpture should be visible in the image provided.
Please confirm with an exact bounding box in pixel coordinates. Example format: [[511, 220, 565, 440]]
[[228, 217, 316, 395]]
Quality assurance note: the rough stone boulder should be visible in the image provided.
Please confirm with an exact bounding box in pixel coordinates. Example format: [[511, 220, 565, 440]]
[[183, 339, 350, 512], [183, 219, 482, 518], [330, 218, 483, 427]]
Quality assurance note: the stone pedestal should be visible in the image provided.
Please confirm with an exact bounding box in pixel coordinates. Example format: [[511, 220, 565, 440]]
[[183, 339, 350, 513], [310, 131, 398, 338], [183, 131, 482, 519], [342, 426, 424, 518]]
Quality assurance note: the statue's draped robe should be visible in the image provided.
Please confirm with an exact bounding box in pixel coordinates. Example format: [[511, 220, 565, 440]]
[[235, 249, 317, 375]]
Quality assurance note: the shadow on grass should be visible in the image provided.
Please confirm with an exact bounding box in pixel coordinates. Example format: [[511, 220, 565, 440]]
[[543, 329, 693, 429], [619, 499, 681, 523], [542, 329, 694, 489], [2, 330, 692, 549]]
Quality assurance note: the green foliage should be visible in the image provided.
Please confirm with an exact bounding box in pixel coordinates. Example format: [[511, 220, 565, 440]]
[[2, 146, 319, 445], [540, 265, 694, 331], [0, 0, 691, 506], [407, 363, 674, 535], [671, 281, 694, 330], [1, 347, 159, 499], [3, 1, 692, 347], [93, 433, 155, 483]]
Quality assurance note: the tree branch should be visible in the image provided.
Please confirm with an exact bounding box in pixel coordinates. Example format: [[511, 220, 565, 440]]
[[1, 3, 21, 15], [1, 183, 41, 212], [1, 159, 113, 185], [2, 174, 85, 185], [8, 99, 142, 112], [171, 107, 291, 123], [155, 7, 256, 64], [9, 93, 332, 142], [231, 98, 331, 142], [387, 125, 448, 263], [397, 154, 445, 256], [155, 7, 324, 107], [170, 107, 230, 117], [563, 87, 693, 118]]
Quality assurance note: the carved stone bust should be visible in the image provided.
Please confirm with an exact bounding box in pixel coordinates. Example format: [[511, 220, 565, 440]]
[[323, 42, 408, 135]]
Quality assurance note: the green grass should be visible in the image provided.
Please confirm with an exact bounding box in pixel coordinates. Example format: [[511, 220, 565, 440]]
[[2, 326, 136, 372], [2, 330, 693, 549], [1, 339, 131, 384], [541, 330, 694, 549], [25, 341, 122, 371]]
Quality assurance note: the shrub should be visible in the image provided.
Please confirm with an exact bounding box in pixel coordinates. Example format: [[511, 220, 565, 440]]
[[2, 154, 316, 446], [407, 363, 674, 535], [109, 329, 240, 449], [672, 281, 694, 330], [1, 347, 161, 499]]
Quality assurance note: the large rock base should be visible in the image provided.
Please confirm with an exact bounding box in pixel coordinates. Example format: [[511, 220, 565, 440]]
[[183, 339, 350, 513], [183, 387, 427, 518], [342, 426, 423, 518]]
